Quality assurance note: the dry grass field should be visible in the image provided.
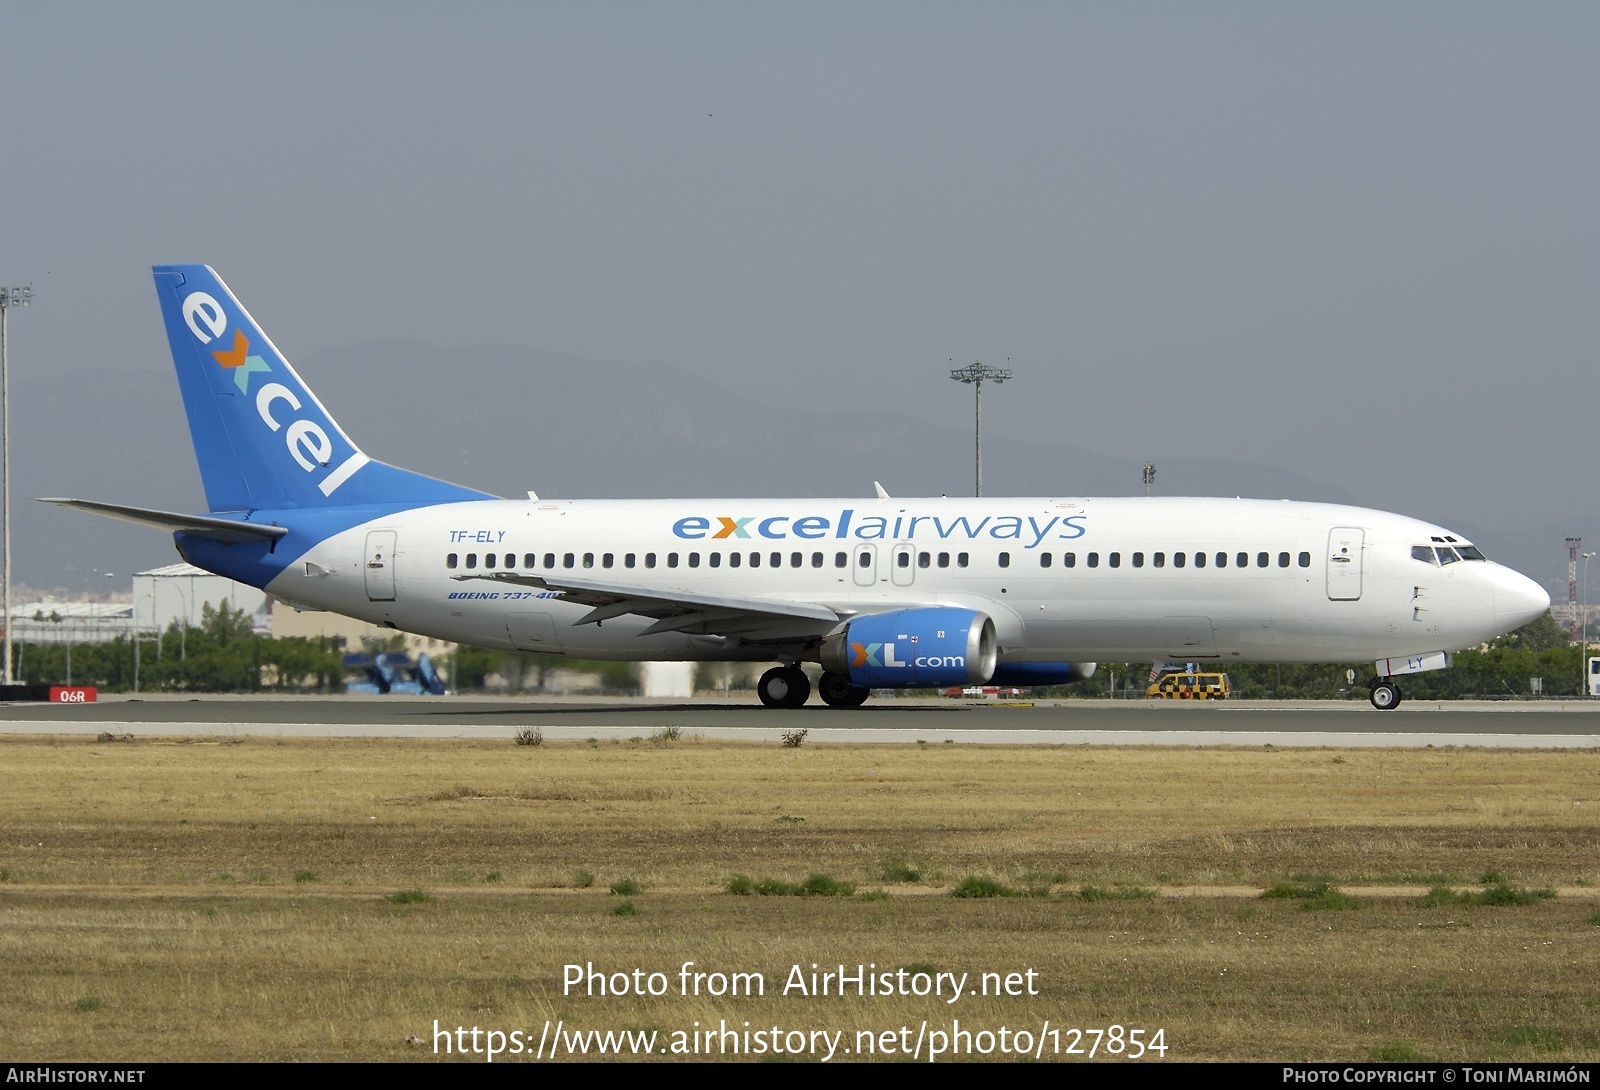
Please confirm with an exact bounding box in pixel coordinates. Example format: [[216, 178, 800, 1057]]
[[2, 733, 1597, 1062]]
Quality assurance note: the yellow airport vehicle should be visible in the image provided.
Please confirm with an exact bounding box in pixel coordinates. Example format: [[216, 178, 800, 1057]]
[[1147, 672, 1231, 699]]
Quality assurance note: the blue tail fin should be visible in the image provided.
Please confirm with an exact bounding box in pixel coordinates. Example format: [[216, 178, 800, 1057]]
[[153, 265, 493, 513]]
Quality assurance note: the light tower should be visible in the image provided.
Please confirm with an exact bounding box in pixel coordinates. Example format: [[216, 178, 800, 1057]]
[[1142, 463, 1156, 496], [948, 359, 1011, 497], [0, 284, 33, 686], [1567, 537, 1582, 635]]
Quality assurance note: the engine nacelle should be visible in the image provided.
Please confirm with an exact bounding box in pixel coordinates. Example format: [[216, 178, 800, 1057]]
[[819, 607, 997, 688], [988, 662, 1097, 687]]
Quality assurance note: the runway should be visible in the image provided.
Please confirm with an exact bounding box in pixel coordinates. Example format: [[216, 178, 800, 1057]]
[[4, 694, 1598, 747]]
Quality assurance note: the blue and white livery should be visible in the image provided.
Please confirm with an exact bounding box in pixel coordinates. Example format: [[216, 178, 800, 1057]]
[[44, 266, 1550, 710]]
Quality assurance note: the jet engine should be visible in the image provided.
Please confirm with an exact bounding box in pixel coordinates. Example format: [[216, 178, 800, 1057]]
[[818, 607, 997, 688]]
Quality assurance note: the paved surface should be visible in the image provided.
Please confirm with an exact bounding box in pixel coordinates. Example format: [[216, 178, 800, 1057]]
[[4, 695, 1598, 747]]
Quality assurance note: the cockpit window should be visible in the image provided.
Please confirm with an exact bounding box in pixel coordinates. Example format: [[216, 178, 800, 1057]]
[[1411, 545, 1437, 564], [1458, 545, 1486, 561], [1436, 547, 1462, 565]]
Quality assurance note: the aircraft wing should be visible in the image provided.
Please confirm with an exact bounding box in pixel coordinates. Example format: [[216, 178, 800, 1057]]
[[37, 498, 290, 543], [452, 571, 845, 641]]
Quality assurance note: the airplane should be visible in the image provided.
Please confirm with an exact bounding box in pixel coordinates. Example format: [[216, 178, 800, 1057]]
[[43, 265, 1551, 711]]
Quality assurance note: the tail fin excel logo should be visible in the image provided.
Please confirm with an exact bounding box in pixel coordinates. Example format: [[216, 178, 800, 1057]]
[[178, 287, 369, 498]]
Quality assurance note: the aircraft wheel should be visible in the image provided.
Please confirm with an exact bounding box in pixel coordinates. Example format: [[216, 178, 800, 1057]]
[[818, 672, 870, 708], [758, 666, 812, 709], [1369, 681, 1402, 710]]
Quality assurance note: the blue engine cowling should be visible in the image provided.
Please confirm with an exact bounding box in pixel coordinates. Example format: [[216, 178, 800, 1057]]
[[818, 607, 997, 688], [988, 662, 1097, 686]]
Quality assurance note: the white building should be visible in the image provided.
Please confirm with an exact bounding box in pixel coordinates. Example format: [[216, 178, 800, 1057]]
[[132, 563, 268, 634], [5, 599, 134, 644]]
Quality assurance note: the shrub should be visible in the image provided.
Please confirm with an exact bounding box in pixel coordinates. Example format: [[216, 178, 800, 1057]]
[[386, 890, 430, 904], [952, 876, 1020, 899], [780, 729, 808, 748], [610, 877, 642, 896], [514, 728, 543, 746]]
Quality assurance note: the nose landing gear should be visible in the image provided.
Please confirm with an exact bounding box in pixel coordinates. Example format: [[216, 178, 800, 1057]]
[[1369, 679, 1403, 710]]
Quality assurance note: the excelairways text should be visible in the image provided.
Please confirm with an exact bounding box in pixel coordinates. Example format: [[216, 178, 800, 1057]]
[[672, 511, 1087, 549]]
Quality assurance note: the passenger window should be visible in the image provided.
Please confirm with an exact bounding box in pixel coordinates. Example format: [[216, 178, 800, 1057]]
[[1277, 552, 1290, 568], [1087, 552, 1100, 568], [466, 554, 478, 569], [1174, 552, 1186, 569], [1040, 553, 1053, 568], [1109, 552, 1121, 568], [1216, 552, 1227, 568], [709, 553, 721, 568], [1132, 552, 1145, 568], [1194, 552, 1206, 568], [834, 552, 847, 568], [485, 553, 496, 569], [748, 552, 759, 568], [727, 552, 739, 568], [770, 552, 782, 567], [505, 554, 515, 569], [667, 553, 678, 568], [813, 552, 825, 568], [1063, 552, 1076, 568], [689, 553, 701, 568], [625, 553, 636, 568], [446, 553, 458, 569], [602, 553, 614, 568], [1236, 552, 1248, 568], [858, 552, 871, 568], [918, 552, 931, 568], [1298, 552, 1311, 568], [998, 552, 1010, 568], [792, 552, 804, 567], [896, 552, 909, 568], [1257, 552, 1269, 568], [1152, 552, 1164, 568], [563, 553, 575, 568], [524, 554, 537, 569], [645, 553, 656, 568], [957, 552, 969, 568], [583, 553, 594, 568], [938, 552, 950, 568]]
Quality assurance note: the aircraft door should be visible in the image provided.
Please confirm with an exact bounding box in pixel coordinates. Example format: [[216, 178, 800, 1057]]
[[891, 544, 916, 587], [1326, 527, 1365, 601], [853, 544, 878, 587], [364, 531, 396, 601]]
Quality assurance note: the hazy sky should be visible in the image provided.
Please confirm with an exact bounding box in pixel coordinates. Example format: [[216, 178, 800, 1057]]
[[3, 4, 1595, 537]]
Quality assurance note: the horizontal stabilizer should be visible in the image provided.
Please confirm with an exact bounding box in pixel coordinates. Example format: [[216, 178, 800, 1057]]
[[37, 498, 289, 543]]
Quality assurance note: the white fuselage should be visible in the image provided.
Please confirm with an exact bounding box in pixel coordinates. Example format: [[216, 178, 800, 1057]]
[[263, 496, 1549, 667]]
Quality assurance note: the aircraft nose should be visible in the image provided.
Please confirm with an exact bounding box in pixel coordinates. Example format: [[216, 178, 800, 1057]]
[[1493, 566, 1551, 631]]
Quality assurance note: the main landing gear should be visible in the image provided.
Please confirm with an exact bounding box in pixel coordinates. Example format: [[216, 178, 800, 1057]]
[[817, 672, 870, 708], [758, 666, 811, 709], [1369, 679, 1403, 710]]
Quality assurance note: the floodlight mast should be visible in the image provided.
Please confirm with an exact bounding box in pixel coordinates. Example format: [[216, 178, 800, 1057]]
[[948, 359, 1012, 497], [1, 285, 32, 686]]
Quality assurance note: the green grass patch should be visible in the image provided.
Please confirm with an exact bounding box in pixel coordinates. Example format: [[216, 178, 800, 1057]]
[[1494, 1025, 1563, 1052], [1420, 885, 1462, 907], [1078, 885, 1156, 902], [1467, 884, 1554, 906], [612, 900, 639, 917], [1370, 1042, 1427, 1062], [951, 876, 1020, 899], [880, 863, 922, 883], [74, 997, 103, 1013], [1261, 882, 1360, 910], [385, 889, 430, 904], [573, 869, 595, 888], [293, 870, 317, 883], [609, 877, 642, 896], [726, 873, 855, 897]]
